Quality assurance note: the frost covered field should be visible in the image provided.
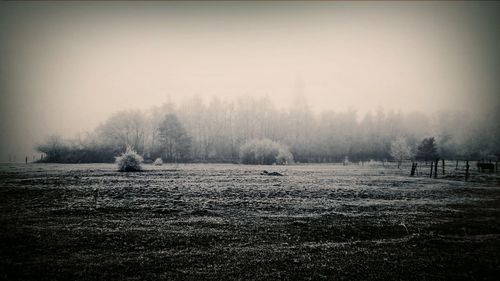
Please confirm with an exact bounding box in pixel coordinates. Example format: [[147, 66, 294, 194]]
[[1, 163, 499, 280]]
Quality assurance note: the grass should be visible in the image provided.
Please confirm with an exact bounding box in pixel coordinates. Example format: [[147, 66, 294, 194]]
[[0, 163, 499, 280]]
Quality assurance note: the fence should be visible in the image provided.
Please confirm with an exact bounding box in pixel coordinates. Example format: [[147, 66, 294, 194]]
[[402, 159, 498, 182]]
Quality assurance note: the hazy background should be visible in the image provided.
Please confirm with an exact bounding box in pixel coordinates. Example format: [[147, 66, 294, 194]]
[[1, 1, 499, 162]]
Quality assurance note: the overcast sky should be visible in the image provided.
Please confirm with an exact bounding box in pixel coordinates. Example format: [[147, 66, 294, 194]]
[[1, 1, 499, 161]]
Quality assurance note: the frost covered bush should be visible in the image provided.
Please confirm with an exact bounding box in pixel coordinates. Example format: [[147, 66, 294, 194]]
[[115, 146, 143, 172], [276, 147, 294, 165], [153, 157, 163, 166], [240, 138, 294, 165]]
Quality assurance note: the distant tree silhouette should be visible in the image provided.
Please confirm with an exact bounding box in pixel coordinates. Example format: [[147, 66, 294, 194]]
[[416, 137, 439, 161], [36, 135, 67, 162], [34, 97, 499, 164], [96, 110, 145, 155], [157, 113, 192, 162]]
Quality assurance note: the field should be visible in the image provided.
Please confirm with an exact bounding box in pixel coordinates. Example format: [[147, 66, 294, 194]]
[[1, 163, 500, 280]]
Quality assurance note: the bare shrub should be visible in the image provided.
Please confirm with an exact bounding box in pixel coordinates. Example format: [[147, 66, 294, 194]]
[[240, 139, 293, 165], [153, 158, 163, 166], [276, 147, 294, 165], [115, 146, 143, 172]]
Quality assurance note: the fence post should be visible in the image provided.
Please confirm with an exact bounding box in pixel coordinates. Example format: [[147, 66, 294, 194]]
[[465, 160, 470, 181], [434, 158, 438, 179], [410, 162, 418, 176], [442, 159, 445, 175]]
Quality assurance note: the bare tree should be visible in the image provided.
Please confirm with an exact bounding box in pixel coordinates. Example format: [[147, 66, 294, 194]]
[[390, 136, 414, 168], [96, 110, 146, 154], [158, 113, 192, 162]]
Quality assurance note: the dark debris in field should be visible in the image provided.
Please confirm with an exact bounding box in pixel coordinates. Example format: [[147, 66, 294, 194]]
[[1, 163, 500, 280]]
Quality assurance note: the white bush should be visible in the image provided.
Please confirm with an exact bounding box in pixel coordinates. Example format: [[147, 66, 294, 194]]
[[115, 146, 143, 172], [276, 147, 294, 165], [240, 138, 294, 165], [153, 158, 163, 166]]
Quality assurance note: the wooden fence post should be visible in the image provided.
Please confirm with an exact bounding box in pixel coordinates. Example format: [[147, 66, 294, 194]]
[[465, 160, 470, 181], [434, 159, 438, 179], [410, 162, 418, 176], [442, 159, 445, 175]]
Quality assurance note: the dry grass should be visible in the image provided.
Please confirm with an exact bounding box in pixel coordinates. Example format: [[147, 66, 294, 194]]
[[1, 163, 499, 280]]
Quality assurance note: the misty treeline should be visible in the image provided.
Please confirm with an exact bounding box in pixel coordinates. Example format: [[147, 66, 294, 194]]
[[37, 95, 500, 164]]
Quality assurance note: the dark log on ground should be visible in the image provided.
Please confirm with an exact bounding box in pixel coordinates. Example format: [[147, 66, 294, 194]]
[[261, 170, 284, 176]]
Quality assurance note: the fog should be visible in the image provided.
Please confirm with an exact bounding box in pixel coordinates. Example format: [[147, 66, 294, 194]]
[[1, 2, 499, 161]]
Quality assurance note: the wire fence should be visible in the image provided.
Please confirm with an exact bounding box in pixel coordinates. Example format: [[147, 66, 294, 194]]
[[388, 160, 499, 183]]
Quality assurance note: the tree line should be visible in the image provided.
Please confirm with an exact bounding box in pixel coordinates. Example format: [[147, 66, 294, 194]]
[[36, 95, 500, 164]]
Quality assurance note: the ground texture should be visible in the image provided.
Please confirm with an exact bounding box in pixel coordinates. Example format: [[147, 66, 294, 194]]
[[1, 163, 499, 280]]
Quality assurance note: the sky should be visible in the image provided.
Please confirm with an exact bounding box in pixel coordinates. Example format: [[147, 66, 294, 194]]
[[1, 1, 499, 162]]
